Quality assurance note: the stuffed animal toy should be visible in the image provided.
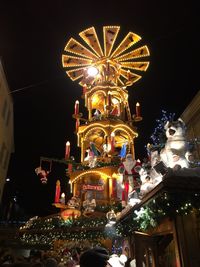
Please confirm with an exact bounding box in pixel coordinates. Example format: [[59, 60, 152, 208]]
[[160, 118, 190, 169]]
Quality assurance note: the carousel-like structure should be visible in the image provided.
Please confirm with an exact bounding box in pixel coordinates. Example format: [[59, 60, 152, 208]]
[[61, 25, 149, 215]]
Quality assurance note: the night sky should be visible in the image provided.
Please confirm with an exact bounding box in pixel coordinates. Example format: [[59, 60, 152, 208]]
[[0, 1, 199, 217]]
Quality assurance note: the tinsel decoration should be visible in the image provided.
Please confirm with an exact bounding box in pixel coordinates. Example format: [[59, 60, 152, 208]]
[[149, 110, 175, 151]]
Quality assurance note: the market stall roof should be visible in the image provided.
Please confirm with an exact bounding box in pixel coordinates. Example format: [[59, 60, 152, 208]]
[[117, 167, 200, 222]]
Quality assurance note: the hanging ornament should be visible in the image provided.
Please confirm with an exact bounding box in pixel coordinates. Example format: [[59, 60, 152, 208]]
[[35, 159, 52, 184], [35, 167, 48, 184]]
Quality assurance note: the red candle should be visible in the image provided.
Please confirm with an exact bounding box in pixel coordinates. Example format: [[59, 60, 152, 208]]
[[55, 180, 61, 203], [121, 189, 126, 207], [136, 102, 141, 117], [74, 100, 79, 115], [65, 141, 70, 160]]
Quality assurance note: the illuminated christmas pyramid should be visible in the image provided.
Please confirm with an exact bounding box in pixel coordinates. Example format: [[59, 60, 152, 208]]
[[62, 26, 150, 216]]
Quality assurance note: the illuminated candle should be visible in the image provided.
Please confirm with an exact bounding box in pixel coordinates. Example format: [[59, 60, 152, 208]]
[[111, 132, 115, 153], [127, 70, 130, 81], [69, 180, 72, 193], [55, 180, 61, 203], [121, 184, 126, 207], [60, 192, 65, 204], [74, 100, 79, 115], [136, 102, 141, 117], [65, 141, 70, 160]]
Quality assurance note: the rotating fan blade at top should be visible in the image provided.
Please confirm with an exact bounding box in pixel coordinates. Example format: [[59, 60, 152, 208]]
[[62, 26, 150, 88]]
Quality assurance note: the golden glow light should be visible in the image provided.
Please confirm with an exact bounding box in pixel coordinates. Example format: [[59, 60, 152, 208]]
[[62, 26, 150, 88], [71, 170, 111, 184], [112, 97, 119, 105], [61, 193, 65, 198], [80, 123, 138, 141], [87, 66, 99, 76]]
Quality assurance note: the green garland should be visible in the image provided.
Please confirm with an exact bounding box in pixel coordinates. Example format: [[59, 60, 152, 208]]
[[116, 191, 200, 234], [19, 216, 120, 247], [18, 203, 123, 246], [18, 191, 200, 246], [66, 160, 120, 174]]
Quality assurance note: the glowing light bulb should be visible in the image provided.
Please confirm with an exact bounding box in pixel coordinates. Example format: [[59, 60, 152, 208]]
[[87, 66, 99, 76]]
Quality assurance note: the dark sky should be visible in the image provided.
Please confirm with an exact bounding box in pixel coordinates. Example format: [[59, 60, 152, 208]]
[[0, 1, 199, 217]]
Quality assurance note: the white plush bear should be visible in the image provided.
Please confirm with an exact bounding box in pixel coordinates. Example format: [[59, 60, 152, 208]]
[[160, 118, 190, 169], [139, 168, 154, 195]]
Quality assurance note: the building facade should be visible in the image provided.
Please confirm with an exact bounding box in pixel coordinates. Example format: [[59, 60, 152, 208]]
[[0, 59, 14, 201], [181, 90, 200, 159]]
